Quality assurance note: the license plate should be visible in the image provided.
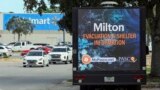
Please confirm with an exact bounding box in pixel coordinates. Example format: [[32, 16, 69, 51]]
[[104, 77, 115, 82]]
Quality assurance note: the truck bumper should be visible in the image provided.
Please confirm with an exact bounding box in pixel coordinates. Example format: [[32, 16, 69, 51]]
[[73, 74, 146, 85]]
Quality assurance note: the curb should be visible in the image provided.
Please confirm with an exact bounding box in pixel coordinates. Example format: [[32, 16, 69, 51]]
[[142, 82, 160, 88], [62, 80, 72, 85], [0, 58, 22, 62]]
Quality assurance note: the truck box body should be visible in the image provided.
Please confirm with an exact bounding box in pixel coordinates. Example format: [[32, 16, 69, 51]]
[[72, 7, 146, 85]]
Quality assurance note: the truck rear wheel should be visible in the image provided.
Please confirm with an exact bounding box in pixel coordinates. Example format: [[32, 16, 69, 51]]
[[80, 85, 88, 90], [132, 85, 141, 90], [65, 58, 69, 64], [80, 85, 95, 90], [41, 61, 45, 67]]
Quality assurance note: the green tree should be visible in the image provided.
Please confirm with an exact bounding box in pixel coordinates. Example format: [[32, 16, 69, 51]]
[[23, 0, 108, 32], [34, 7, 60, 13], [6, 16, 35, 41], [148, 1, 160, 77], [23, 0, 160, 77]]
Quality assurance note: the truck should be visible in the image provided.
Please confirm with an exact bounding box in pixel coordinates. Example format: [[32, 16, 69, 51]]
[[72, 7, 146, 90], [11, 41, 38, 52]]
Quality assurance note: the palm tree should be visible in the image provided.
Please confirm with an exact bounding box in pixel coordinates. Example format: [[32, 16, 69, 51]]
[[6, 16, 35, 41]]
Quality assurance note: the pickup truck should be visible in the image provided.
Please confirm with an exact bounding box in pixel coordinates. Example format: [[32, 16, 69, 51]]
[[11, 41, 38, 52], [72, 7, 146, 90]]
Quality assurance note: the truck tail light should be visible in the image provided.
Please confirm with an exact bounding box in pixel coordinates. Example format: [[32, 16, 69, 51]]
[[133, 75, 144, 80], [74, 74, 86, 80]]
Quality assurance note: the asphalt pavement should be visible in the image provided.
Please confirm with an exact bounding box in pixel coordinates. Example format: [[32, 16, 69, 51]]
[[0, 52, 158, 90], [0, 62, 76, 90]]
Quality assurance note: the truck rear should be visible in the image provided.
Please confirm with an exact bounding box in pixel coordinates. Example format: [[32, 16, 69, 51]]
[[72, 7, 146, 90]]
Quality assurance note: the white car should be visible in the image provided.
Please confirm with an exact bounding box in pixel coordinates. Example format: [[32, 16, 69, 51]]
[[23, 50, 50, 67], [0, 45, 12, 57], [49, 46, 72, 64]]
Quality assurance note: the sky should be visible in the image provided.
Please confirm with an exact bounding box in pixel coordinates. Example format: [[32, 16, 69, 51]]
[[0, 0, 26, 13]]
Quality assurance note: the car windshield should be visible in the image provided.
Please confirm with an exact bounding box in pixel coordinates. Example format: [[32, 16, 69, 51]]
[[33, 43, 49, 46], [8, 42, 15, 45], [14, 42, 21, 46], [27, 52, 43, 56], [0, 43, 3, 45], [5, 47, 10, 49], [35, 48, 43, 50], [52, 48, 66, 52]]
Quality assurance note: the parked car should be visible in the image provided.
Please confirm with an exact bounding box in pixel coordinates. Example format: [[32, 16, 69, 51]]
[[7, 42, 16, 49], [0, 45, 12, 57], [45, 45, 53, 50], [21, 48, 35, 56], [33, 43, 50, 46], [35, 47, 52, 53], [49, 46, 72, 64], [21, 46, 52, 56], [23, 50, 50, 67]]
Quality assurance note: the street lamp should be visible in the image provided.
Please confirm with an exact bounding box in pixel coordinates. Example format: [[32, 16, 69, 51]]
[[63, 28, 66, 45]]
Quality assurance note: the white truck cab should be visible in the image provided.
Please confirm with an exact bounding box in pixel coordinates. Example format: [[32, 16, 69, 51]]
[[11, 41, 37, 51]]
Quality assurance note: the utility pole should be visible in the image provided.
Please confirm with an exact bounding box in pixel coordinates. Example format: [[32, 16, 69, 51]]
[[63, 28, 66, 45]]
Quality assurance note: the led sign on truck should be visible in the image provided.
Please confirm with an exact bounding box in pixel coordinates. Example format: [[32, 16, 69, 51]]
[[78, 9, 140, 71]]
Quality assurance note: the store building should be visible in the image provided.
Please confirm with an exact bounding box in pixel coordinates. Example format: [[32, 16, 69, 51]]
[[0, 13, 72, 45]]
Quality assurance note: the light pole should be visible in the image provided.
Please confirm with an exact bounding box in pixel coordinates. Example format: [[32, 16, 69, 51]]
[[63, 28, 66, 44]]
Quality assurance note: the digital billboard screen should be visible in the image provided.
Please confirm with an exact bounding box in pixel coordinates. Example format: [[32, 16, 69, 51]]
[[78, 8, 141, 71]]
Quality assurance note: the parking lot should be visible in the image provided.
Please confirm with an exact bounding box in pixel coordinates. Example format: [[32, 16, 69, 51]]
[[0, 52, 157, 90], [0, 52, 76, 90], [0, 61, 79, 90]]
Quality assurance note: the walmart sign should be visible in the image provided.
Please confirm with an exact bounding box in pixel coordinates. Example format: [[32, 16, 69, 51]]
[[3, 13, 64, 30]]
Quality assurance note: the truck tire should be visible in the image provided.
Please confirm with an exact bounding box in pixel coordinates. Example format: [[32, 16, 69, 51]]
[[41, 61, 45, 67], [65, 57, 69, 64], [46, 64, 49, 67], [113, 85, 141, 90], [65, 61, 68, 64], [80, 85, 95, 90], [70, 60, 72, 63], [49, 61, 52, 64], [132, 85, 141, 90], [80, 85, 88, 90]]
